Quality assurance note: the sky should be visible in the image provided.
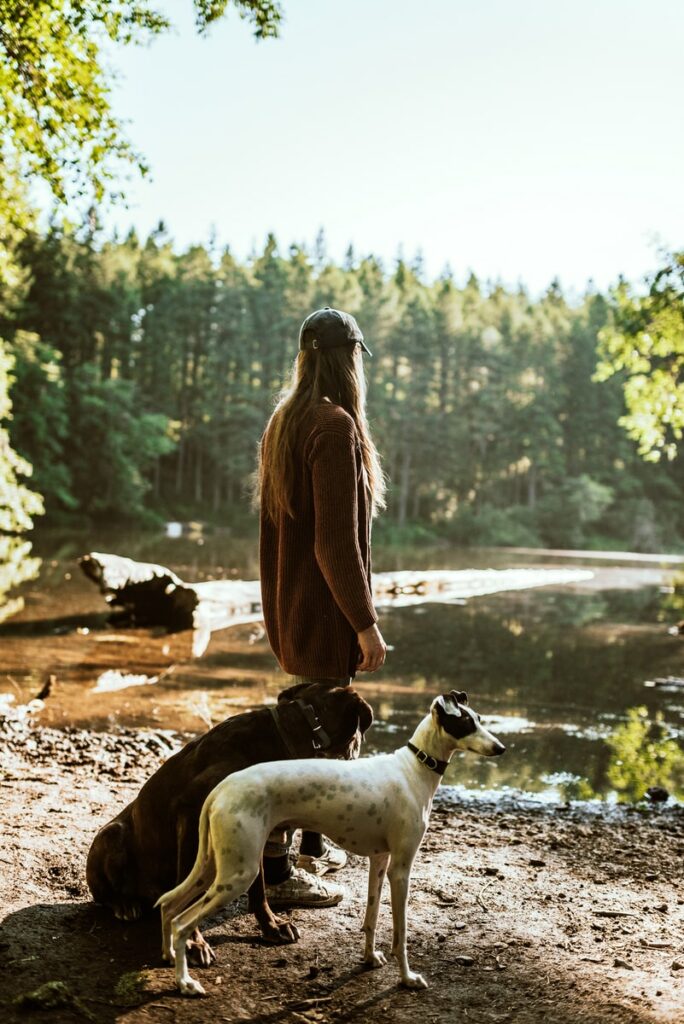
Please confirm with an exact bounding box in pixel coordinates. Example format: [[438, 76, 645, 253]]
[[103, 0, 684, 295]]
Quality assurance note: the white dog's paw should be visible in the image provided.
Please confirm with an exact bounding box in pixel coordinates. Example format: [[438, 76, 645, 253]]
[[179, 977, 206, 997], [402, 971, 428, 990], [365, 950, 387, 969]]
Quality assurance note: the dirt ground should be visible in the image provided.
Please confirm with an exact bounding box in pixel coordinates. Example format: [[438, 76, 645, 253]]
[[1, 720, 683, 1024]]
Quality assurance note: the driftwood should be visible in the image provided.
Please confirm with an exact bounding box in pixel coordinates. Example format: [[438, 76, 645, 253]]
[[79, 552, 596, 657], [80, 554, 198, 630], [79, 553, 263, 656]]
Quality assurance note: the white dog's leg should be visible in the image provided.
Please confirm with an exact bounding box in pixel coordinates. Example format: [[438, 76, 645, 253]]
[[158, 801, 215, 963], [160, 861, 214, 963], [172, 872, 253, 997], [388, 860, 427, 989], [363, 852, 390, 967]]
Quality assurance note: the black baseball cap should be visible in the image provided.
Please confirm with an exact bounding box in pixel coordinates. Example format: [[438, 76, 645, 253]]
[[298, 307, 372, 357]]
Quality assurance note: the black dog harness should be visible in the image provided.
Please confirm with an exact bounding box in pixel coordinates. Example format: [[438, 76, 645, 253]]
[[406, 741, 449, 776], [269, 699, 332, 757]]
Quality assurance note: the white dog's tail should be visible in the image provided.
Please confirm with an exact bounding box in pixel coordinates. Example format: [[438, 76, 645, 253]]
[[154, 797, 214, 910]]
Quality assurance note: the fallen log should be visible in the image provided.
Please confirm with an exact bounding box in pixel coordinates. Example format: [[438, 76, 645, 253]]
[[79, 553, 262, 656], [79, 553, 199, 630], [80, 551, 595, 654]]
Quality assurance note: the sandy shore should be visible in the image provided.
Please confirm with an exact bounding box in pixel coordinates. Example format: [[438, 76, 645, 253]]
[[1, 721, 683, 1024]]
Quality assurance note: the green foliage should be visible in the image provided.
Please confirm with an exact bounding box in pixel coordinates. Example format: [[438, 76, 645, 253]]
[[659, 570, 684, 623], [67, 366, 175, 522], [0, 0, 285, 535], [0, 339, 44, 532], [113, 970, 149, 1007], [8, 331, 75, 513], [0, 534, 41, 623], [445, 505, 541, 548], [195, 0, 283, 37], [13, 981, 95, 1022], [373, 521, 443, 548], [3, 224, 684, 540], [605, 706, 684, 802], [0, 1, 159, 215], [595, 253, 684, 462], [536, 474, 614, 549], [0, 1, 282, 221]]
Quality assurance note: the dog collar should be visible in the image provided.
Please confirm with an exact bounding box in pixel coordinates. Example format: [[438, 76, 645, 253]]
[[294, 699, 332, 751], [407, 741, 448, 776], [269, 700, 332, 757]]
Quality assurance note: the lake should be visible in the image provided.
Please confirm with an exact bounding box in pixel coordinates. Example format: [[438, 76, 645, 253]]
[[1, 529, 683, 804]]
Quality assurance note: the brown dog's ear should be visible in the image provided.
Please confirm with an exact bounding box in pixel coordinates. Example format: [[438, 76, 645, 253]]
[[356, 694, 374, 736], [277, 681, 312, 703], [450, 690, 468, 706], [333, 688, 374, 744]]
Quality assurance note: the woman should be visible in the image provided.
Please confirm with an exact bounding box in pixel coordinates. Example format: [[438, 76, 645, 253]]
[[254, 306, 387, 908]]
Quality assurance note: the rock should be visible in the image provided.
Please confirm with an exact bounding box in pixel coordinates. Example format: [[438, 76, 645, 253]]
[[530, 858, 546, 868], [454, 955, 475, 967], [646, 787, 669, 803], [613, 958, 634, 970], [672, 960, 684, 971], [13, 981, 96, 1021]]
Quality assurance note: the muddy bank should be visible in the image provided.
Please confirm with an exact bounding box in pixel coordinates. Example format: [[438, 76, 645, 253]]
[[1, 722, 683, 1024]]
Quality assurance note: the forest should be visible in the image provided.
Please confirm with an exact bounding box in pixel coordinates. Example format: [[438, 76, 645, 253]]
[[2, 221, 683, 550]]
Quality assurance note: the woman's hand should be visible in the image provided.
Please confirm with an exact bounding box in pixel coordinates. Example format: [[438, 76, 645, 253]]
[[357, 623, 387, 672]]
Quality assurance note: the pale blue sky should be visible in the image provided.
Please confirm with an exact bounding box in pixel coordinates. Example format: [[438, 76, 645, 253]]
[[105, 0, 684, 294]]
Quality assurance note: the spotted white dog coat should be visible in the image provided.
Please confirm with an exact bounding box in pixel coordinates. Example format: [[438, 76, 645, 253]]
[[157, 691, 505, 996]]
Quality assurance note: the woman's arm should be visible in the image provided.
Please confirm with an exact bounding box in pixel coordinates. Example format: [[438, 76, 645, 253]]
[[308, 427, 378, 635]]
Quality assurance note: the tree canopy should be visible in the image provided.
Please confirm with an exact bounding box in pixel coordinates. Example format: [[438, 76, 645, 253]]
[[595, 252, 684, 463], [0, 0, 284, 537], [4, 224, 683, 548], [0, 0, 283, 226]]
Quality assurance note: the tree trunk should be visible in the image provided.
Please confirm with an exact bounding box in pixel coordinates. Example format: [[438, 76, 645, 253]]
[[527, 464, 537, 507], [175, 435, 185, 495], [411, 485, 420, 521], [397, 446, 411, 526], [194, 448, 203, 504]]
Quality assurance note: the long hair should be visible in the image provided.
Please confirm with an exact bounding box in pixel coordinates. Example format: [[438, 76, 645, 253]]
[[254, 343, 386, 523]]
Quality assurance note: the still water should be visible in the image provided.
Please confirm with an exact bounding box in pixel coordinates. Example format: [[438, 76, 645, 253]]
[[1, 529, 683, 804]]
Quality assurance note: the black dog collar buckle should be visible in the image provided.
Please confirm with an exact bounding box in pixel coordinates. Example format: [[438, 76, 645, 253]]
[[269, 701, 331, 757], [407, 741, 448, 776], [295, 700, 332, 752]]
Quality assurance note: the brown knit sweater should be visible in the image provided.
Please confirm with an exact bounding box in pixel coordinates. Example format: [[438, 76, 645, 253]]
[[259, 401, 378, 679]]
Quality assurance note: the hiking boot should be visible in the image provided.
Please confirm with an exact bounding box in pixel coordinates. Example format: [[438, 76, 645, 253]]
[[297, 840, 348, 875], [264, 867, 344, 908]]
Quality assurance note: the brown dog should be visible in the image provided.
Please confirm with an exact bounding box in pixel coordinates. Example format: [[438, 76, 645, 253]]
[[86, 682, 372, 959]]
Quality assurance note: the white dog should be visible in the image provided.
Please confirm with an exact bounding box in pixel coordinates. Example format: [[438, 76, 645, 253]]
[[157, 690, 505, 996]]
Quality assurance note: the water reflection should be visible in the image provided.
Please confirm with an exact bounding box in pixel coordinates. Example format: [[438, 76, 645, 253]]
[[92, 670, 159, 694], [0, 536, 41, 624], [660, 571, 684, 634], [1, 530, 683, 803], [361, 584, 683, 801]]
